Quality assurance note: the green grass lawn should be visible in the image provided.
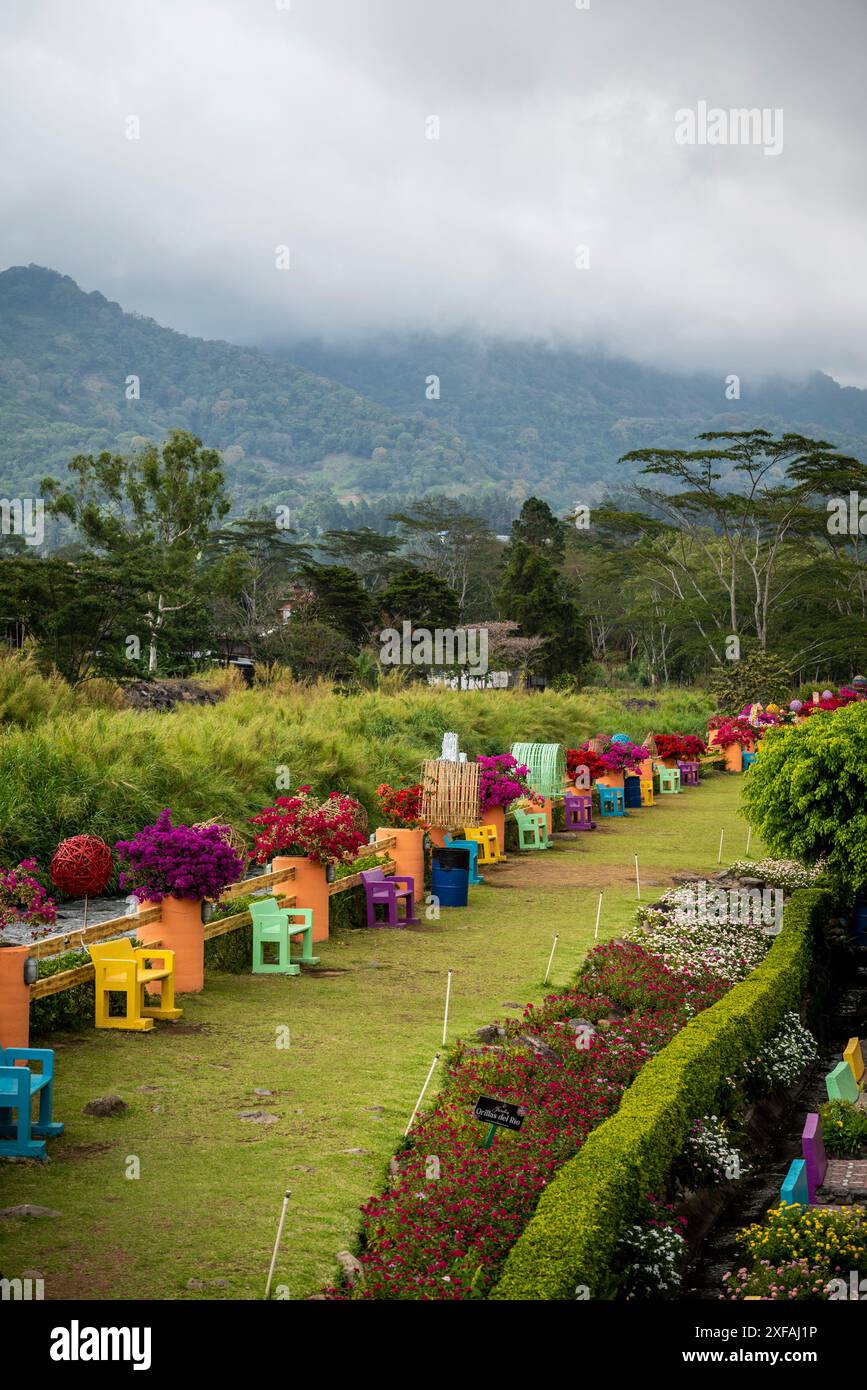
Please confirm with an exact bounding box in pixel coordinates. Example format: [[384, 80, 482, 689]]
[[0, 772, 760, 1301]]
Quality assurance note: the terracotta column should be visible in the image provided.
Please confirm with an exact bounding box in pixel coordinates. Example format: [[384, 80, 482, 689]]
[[139, 896, 204, 993], [0, 945, 32, 1048], [274, 856, 330, 944], [376, 827, 425, 905]]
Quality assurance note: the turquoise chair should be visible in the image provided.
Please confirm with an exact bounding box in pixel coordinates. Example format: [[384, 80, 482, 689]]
[[444, 833, 483, 883], [250, 898, 319, 975], [597, 786, 626, 818], [0, 1045, 64, 1161], [780, 1158, 809, 1209]]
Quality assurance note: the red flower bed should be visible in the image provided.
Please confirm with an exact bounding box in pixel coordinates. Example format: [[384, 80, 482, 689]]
[[329, 940, 728, 1300]]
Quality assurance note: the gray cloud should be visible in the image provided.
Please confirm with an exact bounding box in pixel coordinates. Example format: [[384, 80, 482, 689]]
[[2, 0, 865, 381]]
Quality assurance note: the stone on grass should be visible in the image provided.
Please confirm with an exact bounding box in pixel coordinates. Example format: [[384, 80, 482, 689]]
[[83, 1096, 127, 1118], [237, 1111, 278, 1125], [0, 1204, 61, 1220], [337, 1251, 364, 1284]]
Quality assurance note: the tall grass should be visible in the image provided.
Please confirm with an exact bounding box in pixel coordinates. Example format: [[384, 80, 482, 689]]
[[0, 654, 712, 869]]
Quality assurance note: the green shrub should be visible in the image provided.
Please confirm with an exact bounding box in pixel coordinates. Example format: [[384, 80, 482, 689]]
[[819, 1099, 867, 1156], [30, 949, 94, 1035], [490, 885, 834, 1301], [742, 702, 867, 893]]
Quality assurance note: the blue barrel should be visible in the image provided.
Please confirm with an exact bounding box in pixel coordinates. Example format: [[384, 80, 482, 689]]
[[431, 847, 470, 908], [624, 775, 642, 809], [854, 902, 867, 944]]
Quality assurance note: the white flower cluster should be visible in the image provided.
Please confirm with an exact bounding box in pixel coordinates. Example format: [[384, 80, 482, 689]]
[[741, 1011, 818, 1092], [631, 885, 771, 985], [726, 857, 823, 890], [619, 1223, 687, 1298], [683, 1114, 747, 1183]]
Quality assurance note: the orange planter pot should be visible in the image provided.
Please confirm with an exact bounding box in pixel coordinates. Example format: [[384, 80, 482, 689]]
[[139, 896, 204, 993], [274, 856, 329, 944], [376, 827, 425, 905], [427, 828, 449, 849], [595, 771, 624, 789], [540, 798, 554, 835], [0, 944, 32, 1048], [481, 805, 506, 856], [723, 743, 743, 773]]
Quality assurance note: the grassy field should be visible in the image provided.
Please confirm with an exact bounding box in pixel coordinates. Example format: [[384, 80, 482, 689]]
[[0, 772, 761, 1301], [0, 651, 713, 866]]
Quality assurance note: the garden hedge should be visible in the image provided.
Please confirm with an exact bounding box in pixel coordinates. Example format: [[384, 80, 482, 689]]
[[490, 884, 835, 1301]]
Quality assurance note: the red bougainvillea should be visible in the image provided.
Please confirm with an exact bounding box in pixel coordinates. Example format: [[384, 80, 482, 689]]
[[251, 787, 368, 865], [376, 783, 426, 829], [654, 733, 706, 761], [565, 746, 606, 784]]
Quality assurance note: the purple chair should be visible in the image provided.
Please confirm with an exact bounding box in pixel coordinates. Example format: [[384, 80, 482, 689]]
[[677, 760, 700, 786], [802, 1112, 826, 1203], [361, 868, 420, 927], [564, 792, 596, 831]]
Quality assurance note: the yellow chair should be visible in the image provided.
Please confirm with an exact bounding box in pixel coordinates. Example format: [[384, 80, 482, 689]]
[[461, 825, 503, 866], [640, 779, 654, 807], [88, 939, 183, 1031], [844, 1037, 865, 1091]]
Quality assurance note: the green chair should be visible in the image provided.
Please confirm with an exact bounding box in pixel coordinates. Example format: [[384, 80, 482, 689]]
[[654, 763, 681, 795], [250, 898, 319, 975], [511, 807, 551, 850]]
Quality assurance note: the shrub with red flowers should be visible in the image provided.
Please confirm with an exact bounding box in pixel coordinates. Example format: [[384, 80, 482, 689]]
[[477, 754, 534, 811], [566, 746, 606, 784], [376, 783, 426, 829], [0, 860, 58, 935], [251, 786, 368, 865], [115, 810, 245, 903], [654, 733, 706, 761], [708, 716, 757, 748], [328, 939, 728, 1301]]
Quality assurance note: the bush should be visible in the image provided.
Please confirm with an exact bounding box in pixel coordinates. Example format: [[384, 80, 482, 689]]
[[490, 885, 833, 1301], [741, 702, 867, 893], [819, 1099, 867, 1156], [30, 948, 94, 1035]]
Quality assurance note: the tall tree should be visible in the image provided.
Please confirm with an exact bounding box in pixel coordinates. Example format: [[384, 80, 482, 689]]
[[43, 430, 230, 673]]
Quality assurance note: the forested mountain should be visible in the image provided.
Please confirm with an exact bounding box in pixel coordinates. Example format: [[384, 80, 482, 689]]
[[3, 264, 867, 518]]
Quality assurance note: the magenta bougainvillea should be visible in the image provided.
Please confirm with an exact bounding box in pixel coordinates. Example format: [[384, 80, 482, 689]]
[[597, 738, 649, 774], [115, 811, 245, 903], [0, 860, 58, 933], [476, 754, 534, 811]]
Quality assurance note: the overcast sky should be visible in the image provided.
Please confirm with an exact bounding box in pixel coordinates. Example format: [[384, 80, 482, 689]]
[[2, 0, 865, 382]]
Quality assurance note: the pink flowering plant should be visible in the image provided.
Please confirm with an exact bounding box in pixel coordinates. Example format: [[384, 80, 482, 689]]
[[477, 754, 535, 811], [115, 810, 245, 903], [597, 738, 649, 774], [0, 859, 58, 936]]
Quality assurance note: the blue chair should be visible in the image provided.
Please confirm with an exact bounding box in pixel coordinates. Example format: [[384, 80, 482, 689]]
[[0, 1045, 64, 1161], [597, 786, 626, 818], [444, 833, 484, 884], [742, 751, 757, 769], [780, 1157, 809, 1209]]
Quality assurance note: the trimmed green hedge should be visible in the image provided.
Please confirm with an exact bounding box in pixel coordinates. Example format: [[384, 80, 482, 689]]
[[490, 884, 834, 1301]]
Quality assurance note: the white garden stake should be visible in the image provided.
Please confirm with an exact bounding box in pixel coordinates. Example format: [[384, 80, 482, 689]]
[[442, 970, 452, 1045], [405, 1053, 440, 1137], [746, 826, 752, 856], [594, 891, 604, 940], [634, 853, 641, 901], [264, 1190, 291, 1301], [544, 934, 559, 985], [718, 828, 725, 864]]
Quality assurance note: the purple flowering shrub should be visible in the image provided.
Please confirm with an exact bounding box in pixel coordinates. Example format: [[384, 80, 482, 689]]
[[477, 754, 534, 811], [115, 810, 245, 903], [598, 739, 649, 774], [0, 859, 58, 934]]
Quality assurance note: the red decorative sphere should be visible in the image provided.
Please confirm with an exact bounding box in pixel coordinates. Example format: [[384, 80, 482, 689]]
[[50, 835, 113, 897]]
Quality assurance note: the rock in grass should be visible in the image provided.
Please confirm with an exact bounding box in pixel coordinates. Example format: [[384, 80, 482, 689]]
[[0, 1204, 61, 1219], [337, 1251, 364, 1284], [83, 1096, 127, 1117], [237, 1111, 278, 1125]]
